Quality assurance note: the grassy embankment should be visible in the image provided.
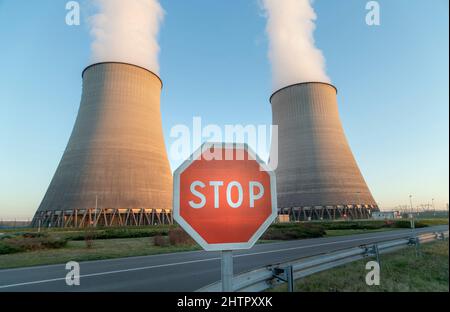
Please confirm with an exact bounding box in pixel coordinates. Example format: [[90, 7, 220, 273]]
[[0, 218, 447, 269], [269, 240, 449, 292]]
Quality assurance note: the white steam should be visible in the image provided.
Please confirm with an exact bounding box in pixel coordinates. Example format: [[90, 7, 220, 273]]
[[89, 0, 164, 74], [262, 0, 331, 91]]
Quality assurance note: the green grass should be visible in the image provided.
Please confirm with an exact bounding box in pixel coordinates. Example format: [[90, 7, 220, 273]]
[[268, 240, 449, 292], [325, 227, 400, 237], [0, 237, 283, 269], [0, 237, 201, 269], [1, 219, 447, 269], [418, 218, 449, 226]]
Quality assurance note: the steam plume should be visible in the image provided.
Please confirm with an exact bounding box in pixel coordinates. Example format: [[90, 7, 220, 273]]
[[262, 0, 331, 91], [89, 0, 164, 75]]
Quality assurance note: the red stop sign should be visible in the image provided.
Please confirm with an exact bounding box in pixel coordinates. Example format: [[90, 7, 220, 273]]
[[173, 143, 277, 251]]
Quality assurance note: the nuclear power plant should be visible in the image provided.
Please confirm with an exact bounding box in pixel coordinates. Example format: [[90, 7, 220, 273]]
[[271, 82, 379, 220], [31, 64, 378, 228], [31, 62, 173, 228]]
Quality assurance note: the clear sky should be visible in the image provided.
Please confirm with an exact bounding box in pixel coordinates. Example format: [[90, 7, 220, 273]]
[[0, 0, 448, 219]]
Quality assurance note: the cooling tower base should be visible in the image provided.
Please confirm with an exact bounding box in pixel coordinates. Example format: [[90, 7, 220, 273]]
[[31, 208, 173, 228], [278, 205, 380, 222]]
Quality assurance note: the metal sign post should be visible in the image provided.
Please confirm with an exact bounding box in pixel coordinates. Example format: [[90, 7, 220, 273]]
[[221, 251, 233, 292]]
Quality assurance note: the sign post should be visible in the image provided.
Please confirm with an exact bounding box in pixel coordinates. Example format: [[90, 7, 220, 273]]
[[221, 250, 233, 292], [173, 142, 277, 292]]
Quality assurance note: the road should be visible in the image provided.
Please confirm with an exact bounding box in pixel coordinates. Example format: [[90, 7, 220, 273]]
[[0, 225, 447, 292]]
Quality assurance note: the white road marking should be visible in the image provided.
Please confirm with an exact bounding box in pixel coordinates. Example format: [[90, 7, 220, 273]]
[[0, 228, 441, 289]]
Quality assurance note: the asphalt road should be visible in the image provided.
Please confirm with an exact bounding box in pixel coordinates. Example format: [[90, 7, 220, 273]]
[[0, 225, 447, 292]]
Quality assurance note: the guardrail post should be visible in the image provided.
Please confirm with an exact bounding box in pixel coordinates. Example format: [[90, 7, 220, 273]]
[[272, 265, 295, 292], [415, 237, 421, 257], [373, 244, 381, 267], [409, 237, 421, 257], [287, 265, 294, 292]]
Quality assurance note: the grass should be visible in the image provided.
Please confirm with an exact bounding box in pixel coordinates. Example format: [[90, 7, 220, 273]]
[[0, 236, 283, 269], [268, 240, 449, 292], [0, 219, 447, 269], [418, 218, 449, 226], [325, 227, 399, 237], [0, 237, 201, 269]]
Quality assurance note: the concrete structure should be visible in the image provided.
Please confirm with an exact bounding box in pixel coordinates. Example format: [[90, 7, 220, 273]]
[[271, 82, 379, 220], [32, 62, 173, 227], [372, 211, 401, 220]]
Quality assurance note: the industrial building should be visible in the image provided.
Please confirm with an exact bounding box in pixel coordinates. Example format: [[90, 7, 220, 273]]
[[31, 64, 379, 227], [271, 82, 379, 220], [32, 62, 173, 227]]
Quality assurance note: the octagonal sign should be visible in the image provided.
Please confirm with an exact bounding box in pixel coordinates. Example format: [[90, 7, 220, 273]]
[[173, 142, 277, 251]]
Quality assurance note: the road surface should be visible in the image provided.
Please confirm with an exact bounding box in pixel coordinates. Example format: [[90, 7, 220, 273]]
[[0, 225, 447, 292]]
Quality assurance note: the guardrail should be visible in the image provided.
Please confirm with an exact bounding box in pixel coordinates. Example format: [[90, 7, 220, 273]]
[[197, 230, 449, 292]]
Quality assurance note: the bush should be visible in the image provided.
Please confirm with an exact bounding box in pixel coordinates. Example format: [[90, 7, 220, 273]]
[[0, 234, 67, 255], [41, 236, 68, 249], [84, 228, 96, 249], [393, 220, 427, 228], [168, 228, 196, 246], [22, 232, 46, 239], [0, 234, 15, 240], [0, 241, 23, 254], [319, 221, 387, 230], [263, 223, 325, 240], [154, 235, 170, 247], [311, 220, 430, 231], [67, 226, 173, 241]]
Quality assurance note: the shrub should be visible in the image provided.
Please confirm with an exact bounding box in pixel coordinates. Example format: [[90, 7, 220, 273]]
[[22, 232, 46, 239], [84, 228, 96, 249], [393, 220, 427, 228], [154, 235, 169, 247], [319, 221, 387, 230], [0, 234, 15, 240], [168, 228, 196, 246], [41, 236, 68, 249], [67, 226, 174, 241], [306, 219, 430, 231], [0, 235, 67, 255], [262, 223, 325, 240], [0, 241, 23, 254]]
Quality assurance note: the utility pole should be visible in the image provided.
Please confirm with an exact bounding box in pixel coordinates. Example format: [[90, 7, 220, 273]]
[[409, 195, 413, 215]]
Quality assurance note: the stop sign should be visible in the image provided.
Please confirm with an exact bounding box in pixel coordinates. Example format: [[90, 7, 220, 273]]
[[173, 143, 277, 251]]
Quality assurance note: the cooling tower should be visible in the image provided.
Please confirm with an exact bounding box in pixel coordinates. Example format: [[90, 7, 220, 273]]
[[271, 82, 379, 220], [32, 62, 173, 227]]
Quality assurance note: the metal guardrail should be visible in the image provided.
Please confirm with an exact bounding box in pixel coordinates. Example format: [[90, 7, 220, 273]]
[[197, 230, 449, 292]]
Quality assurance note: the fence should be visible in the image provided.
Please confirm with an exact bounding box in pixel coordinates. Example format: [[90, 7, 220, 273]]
[[197, 230, 449, 292]]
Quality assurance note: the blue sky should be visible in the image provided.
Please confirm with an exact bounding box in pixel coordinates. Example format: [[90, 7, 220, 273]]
[[0, 0, 448, 219]]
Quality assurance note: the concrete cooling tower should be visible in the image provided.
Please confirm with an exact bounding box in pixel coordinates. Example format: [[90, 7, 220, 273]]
[[271, 82, 379, 220], [32, 62, 173, 228]]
